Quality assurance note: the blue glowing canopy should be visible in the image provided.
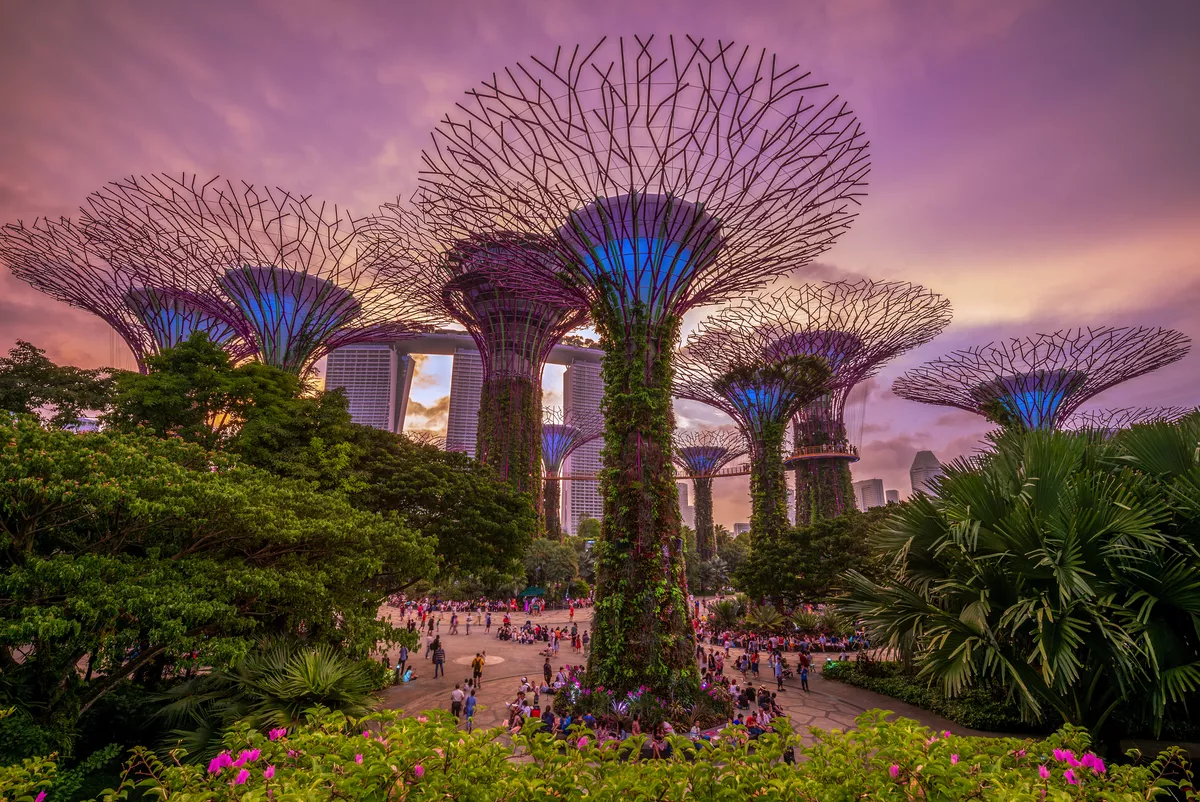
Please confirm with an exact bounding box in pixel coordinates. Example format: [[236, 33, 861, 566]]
[[677, 445, 730, 474], [977, 371, 1083, 429], [124, 287, 242, 353]]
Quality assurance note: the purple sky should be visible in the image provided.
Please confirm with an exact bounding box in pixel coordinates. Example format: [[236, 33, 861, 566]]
[[2, 0, 1197, 526]]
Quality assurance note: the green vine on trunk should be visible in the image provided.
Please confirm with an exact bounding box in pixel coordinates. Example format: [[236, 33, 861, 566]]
[[475, 376, 543, 516], [692, 476, 715, 561]]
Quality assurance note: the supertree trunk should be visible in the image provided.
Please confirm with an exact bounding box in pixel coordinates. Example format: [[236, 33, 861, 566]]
[[476, 375, 543, 509], [588, 310, 697, 699], [794, 458, 855, 526], [692, 476, 715, 562], [543, 474, 563, 541], [749, 421, 791, 548]]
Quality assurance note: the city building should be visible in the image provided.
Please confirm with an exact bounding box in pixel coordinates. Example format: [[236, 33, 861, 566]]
[[733, 523, 752, 537], [678, 483, 695, 530], [562, 356, 604, 535], [445, 348, 484, 455], [885, 489, 900, 504], [853, 478, 886, 511], [324, 344, 414, 433], [910, 451, 944, 497]]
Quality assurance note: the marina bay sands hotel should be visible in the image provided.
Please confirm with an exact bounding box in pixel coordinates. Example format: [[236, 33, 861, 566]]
[[324, 333, 605, 535]]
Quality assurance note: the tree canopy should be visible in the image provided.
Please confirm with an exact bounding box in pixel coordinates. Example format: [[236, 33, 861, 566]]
[[0, 340, 114, 429]]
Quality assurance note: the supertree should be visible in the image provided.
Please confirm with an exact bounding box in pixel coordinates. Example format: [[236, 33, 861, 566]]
[[675, 309, 833, 551], [81, 173, 439, 375], [673, 428, 748, 562], [367, 208, 587, 500], [541, 407, 604, 541], [1064, 406, 1192, 434], [892, 327, 1191, 431], [414, 35, 870, 698], [753, 281, 952, 525], [0, 217, 251, 370]]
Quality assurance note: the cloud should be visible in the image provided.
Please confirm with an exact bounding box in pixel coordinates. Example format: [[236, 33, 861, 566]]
[[404, 394, 450, 429]]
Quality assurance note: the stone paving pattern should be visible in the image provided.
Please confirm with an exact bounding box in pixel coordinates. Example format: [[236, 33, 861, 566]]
[[376, 606, 1010, 741]]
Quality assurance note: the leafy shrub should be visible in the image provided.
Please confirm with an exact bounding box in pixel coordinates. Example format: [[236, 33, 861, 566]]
[[93, 709, 1191, 801], [823, 661, 1057, 734]]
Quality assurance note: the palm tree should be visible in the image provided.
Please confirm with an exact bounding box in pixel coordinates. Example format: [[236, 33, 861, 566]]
[[157, 639, 378, 760], [818, 608, 854, 638], [789, 610, 820, 636], [709, 599, 741, 631], [842, 421, 1200, 738], [743, 605, 786, 634]]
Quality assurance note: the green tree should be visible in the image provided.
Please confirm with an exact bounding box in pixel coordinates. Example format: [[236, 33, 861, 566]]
[[0, 341, 114, 428], [523, 538, 578, 588], [0, 416, 433, 758], [577, 517, 601, 540], [569, 535, 596, 584], [841, 422, 1200, 740], [735, 506, 892, 604]]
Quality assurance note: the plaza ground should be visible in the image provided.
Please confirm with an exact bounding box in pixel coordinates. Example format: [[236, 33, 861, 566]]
[[376, 606, 1009, 741]]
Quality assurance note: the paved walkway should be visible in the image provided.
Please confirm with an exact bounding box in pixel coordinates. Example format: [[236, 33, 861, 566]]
[[375, 607, 1005, 742]]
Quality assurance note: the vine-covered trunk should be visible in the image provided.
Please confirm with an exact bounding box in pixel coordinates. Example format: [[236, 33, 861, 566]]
[[543, 474, 563, 541], [476, 375, 543, 511], [794, 458, 854, 525], [587, 309, 697, 699], [693, 476, 715, 561], [749, 421, 790, 548]]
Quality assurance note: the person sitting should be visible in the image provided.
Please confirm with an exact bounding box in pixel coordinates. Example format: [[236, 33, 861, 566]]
[[650, 723, 672, 758]]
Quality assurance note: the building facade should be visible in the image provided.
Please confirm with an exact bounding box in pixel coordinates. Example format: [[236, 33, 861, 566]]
[[733, 523, 751, 537], [678, 483, 695, 530], [445, 348, 484, 456], [853, 478, 886, 511], [324, 344, 414, 433], [910, 450, 944, 497], [562, 357, 604, 535], [885, 489, 900, 504]]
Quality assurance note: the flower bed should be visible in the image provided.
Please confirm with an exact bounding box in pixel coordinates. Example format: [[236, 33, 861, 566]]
[[9, 709, 1191, 801]]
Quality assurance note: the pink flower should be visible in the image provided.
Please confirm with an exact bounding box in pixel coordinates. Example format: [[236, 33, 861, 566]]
[[951, 754, 959, 765], [232, 756, 247, 768], [355, 754, 363, 765], [286, 749, 299, 758], [1016, 749, 1026, 758], [35, 794, 46, 802], [414, 764, 425, 778], [208, 756, 225, 774], [263, 765, 275, 780], [235, 769, 250, 785], [1038, 765, 1050, 779], [416, 715, 429, 723], [240, 749, 261, 763], [889, 764, 900, 779], [1064, 768, 1078, 785], [269, 728, 287, 741], [577, 736, 589, 748], [363, 730, 371, 738], [943, 730, 951, 739]]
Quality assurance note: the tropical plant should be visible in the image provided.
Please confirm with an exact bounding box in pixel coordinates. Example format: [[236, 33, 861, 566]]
[[743, 605, 786, 634], [790, 611, 821, 636], [103, 709, 1189, 801], [841, 421, 1200, 740], [708, 600, 742, 631], [156, 640, 378, 760], [819, 608, 855, 638]]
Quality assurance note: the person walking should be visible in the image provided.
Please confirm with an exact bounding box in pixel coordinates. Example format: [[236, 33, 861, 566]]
[[472, 652, 485, 687], [432, 639, 446, 679], [464, 688, 478, 733], [466, 614, 472, 635], [800, 664, 810, 692], [774, 656, 785, 692], [395, 644, 409, 684], [485, 612, 492, 633], [450, 683, 464, 718]]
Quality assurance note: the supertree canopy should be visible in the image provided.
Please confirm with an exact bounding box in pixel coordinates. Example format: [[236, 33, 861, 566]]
[[0, 216, 251, 370], [541, 407, 604, 541], [414, 35, 869, 698], [80, 173, 439, 375], [757, 281, 951, 525], [1064, 406, 1192, 434], [676, 313, 833, 551], [892, 327, 1191, 431], [368, 208, 586, 501], [673, 428, 748, 562]]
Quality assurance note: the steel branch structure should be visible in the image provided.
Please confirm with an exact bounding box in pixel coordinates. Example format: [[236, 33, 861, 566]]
[[82, 173, 440, 375], [675, 313, 833, 550], [541, 407, 604, 541], [1064, 406, 1192, 434], [673, 428, 747, 561], [753, 281, 952, 524], [413, 35, 869, 697], [892, 327, 1191, 431], [368, 206, 586, 498]]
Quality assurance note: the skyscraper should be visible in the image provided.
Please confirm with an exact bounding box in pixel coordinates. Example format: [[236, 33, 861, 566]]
[[853, 478, 886, 511], [324, 344, 415, 433], [562, 357, 604, 535], [446, 348, 484, 456], [678, 483, 695, 531], [733, 523, 751, 537], [910, 451, 944, 497], [885, 489, 900, 504]]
